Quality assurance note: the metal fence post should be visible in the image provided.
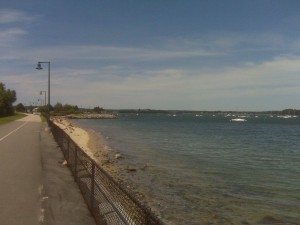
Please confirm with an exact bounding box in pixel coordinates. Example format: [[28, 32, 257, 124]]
[[63, 131, 65, 149], [74, 146, 78, 182], [90, 163, 95, 210], [60, 128, 63, 147], [67, 135, 70, 161]]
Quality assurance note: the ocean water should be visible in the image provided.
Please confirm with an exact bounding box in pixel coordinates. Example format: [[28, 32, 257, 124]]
[[74, 114, 300, 225]]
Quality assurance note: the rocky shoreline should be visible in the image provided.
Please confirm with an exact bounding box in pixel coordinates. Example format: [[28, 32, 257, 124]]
[[51, 116, 148, 198], [51, 116, 120, 178], [65, 113, 117, 119]]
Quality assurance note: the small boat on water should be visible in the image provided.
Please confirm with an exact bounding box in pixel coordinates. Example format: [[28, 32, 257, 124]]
[[278, 115, 292, 119], [231, 118, 247, 122]]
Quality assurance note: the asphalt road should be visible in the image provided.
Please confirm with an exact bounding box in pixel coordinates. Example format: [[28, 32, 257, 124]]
[[0, 114, 96, 225], [0, 114, 42, 225]]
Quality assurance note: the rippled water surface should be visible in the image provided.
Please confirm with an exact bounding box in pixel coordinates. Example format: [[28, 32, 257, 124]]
[[75, 114, 300, 225]]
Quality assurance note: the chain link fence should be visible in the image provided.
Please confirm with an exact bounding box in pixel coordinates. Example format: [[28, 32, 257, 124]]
[[49, 120, 165, 225]]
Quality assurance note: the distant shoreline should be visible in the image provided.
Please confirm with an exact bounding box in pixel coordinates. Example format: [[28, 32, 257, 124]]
[[65, 113, 117, 119], [105, 108, 300, 116]]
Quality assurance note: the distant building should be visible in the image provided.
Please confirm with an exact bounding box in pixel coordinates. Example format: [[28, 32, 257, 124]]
[[32, 108, 39, 115]]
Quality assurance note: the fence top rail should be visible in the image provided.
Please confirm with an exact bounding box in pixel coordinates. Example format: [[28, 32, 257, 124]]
[[48, 120, 165, 225]]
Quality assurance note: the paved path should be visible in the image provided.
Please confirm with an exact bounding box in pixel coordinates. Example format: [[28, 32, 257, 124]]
[[0, 114, 42, 225], [0, 114, 96, 225]]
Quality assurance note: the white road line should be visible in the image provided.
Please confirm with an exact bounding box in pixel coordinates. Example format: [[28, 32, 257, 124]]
[[0, 122, 28, 142]]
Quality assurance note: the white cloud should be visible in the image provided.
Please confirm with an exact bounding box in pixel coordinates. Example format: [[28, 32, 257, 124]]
[[1, 19, 299, 110], [165, 33, 292, 54], [0, 28, 298, 65], [3, 31, 291, 65], [0, 9, 36, 48], [6, 55, 300, 110], [29, 55, 299, 110], [0, 9, 35, 24], [22, 45, 220, 62], [0, 28, 27, 47]]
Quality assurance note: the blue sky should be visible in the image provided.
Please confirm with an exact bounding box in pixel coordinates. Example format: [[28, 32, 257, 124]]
[[1, 0, 300, 110]]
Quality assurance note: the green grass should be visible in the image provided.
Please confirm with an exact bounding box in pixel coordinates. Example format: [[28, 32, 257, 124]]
[[40, 114, 47, 122], [0, 113, 27, 125]]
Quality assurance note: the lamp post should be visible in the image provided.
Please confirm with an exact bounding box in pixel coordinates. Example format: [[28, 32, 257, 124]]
[[40, 91, 46, 106], [36, 61, 50, 121]]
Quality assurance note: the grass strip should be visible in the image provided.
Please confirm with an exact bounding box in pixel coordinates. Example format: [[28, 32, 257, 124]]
[[0, 113, 27, 125]]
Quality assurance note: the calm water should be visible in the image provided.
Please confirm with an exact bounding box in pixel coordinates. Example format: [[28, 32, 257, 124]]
[[75, 114, 300, 225]]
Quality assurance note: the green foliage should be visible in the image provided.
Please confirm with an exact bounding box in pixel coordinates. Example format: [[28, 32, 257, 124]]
[[54, 102, 63, 112], [53, 102, 80, 115], [40, 114, 47, 122], [0, 113, 26, 125], [93, 106, 103, 113], [15, 103, 26, 112], [0, 82, 17, 117]]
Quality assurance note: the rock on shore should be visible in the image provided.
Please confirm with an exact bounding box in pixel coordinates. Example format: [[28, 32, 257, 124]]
[[65, 113, 117, 119]]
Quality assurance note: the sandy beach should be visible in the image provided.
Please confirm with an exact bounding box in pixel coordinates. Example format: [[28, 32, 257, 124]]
[[52, 116, 120, 178]]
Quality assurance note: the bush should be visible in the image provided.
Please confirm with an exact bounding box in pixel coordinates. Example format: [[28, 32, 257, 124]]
[[0, 83, 17, 117], [15, 103, 26, 112]]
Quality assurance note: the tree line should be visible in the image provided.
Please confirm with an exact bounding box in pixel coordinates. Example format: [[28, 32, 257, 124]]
[[1, 82, 105, 117], [43, 103, 104, 116], [0, 82, 16, 117]]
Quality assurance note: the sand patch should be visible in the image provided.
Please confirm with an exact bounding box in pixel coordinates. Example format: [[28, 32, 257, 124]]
[[52, 117, 119, 178]]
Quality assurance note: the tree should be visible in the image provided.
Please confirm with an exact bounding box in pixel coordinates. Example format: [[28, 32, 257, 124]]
[[93, 106, 103, 113], [0, 82, 17, 117], [15, 103, 26, 112], [53, 102, 79, 115], [53, 102, 63, 113]]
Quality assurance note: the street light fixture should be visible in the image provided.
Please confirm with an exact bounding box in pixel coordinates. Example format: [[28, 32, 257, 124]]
[[36, 61, 51, 121]]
